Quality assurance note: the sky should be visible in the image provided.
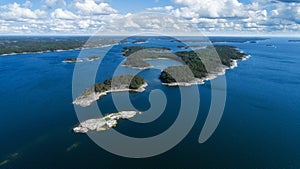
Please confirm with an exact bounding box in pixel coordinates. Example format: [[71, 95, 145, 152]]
[[0, 0, 300, 35]]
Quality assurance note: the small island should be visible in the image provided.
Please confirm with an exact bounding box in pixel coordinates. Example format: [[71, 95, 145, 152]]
[[87, 55, 100, 61], [63, 58, 83, 63], [73, 74, 147, 107], [73, 111, 140, 133]]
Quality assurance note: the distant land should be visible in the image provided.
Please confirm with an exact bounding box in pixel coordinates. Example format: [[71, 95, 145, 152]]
[[288, 40, 300, 42], [63, 56, 100, 63], [0, 36, 118, 56], [0, 36, 267, 56]]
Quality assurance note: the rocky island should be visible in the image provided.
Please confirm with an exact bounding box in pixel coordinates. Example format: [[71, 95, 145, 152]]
[[87, 55, 100, 61], [73, 74, 147, 107], [73, 111, 141, 133], [63, 58, 83, 63]]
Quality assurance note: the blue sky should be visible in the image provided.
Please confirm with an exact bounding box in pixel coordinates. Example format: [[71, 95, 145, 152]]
[[0, 0, 299, 35]]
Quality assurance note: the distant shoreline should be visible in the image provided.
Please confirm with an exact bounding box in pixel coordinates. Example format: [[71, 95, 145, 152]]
[[0, 48, 82, 57], [121, 64, 153, 70], [0, 44, 117, 57]]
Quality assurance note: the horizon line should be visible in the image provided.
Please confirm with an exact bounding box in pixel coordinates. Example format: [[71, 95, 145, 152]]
[[1, 33, 300, 37]]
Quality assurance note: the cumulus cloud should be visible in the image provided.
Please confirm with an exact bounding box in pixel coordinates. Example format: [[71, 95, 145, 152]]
[[0, 3, 46, 21], [44, 0, 66, 8], [146, 6, 174, 11], [270, 2, 300, 23], [172, 0, 245, 18], [98, 12, 199, 35], [51, 8, 78, 20], [275, 0, 300, 3], [74, 0, 117, 15], [0, 0, 300, 35], [23, 0, 33, 8]]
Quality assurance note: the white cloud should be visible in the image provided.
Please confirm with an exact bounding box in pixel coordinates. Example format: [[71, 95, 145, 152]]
[[0, 3, 46, 21], [270, 2, 300, 23], [172, 0, 245, 18], [0, 0, 300, 35], [51, 8, 78, 20], [146, 6, 174, 11], [98, 12, 198, 35], [49, 20, 77, 31], [74, 0, 117, 15], [23, 0, 33, 8], [271, 10, 279, 16], [44, 0, 66, 7], [78, 19, 103, 29]]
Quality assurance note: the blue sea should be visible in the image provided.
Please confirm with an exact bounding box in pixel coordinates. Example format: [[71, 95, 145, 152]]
[[0, 37, 299, 168]]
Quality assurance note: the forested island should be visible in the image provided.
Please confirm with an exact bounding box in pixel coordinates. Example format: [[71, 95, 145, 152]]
[[73, 74, 147, 107], [63, 58, 83, 63], [121, 45, 247, 85], [63, 56, 100, 63], [87, 56, 100, 61], [122, 46, 173, 69]]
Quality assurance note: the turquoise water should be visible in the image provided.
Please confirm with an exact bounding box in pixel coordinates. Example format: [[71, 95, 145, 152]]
[[0, 37, 300, 168]]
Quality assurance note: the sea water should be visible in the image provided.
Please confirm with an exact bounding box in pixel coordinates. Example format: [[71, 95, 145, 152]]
[[0, 37, 299, 168]]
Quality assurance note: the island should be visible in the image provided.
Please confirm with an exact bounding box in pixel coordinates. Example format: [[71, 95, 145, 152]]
[[73, 74, 147, 107], [160, 46, 247, 85], [63, 58, 83, 63], [73, 111, 140, 133], [87, 55, 100, 61], [121, 45, 247, 86], [122, 46, 173, 69]]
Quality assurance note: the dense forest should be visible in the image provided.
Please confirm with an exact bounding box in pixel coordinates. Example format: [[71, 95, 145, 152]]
[[82, 75, 145, 96], [159, 66, 195, 83], [160, 46, 246, 83]]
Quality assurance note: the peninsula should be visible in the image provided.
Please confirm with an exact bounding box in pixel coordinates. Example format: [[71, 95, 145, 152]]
[[122, 46, 174, 69], [73, 74, 147, 107]]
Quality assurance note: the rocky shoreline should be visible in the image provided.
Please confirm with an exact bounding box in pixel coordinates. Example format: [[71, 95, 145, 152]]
[[73, 83, 148, 107], [162, 55, 249, 87], [73, 111, 141, 133]]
